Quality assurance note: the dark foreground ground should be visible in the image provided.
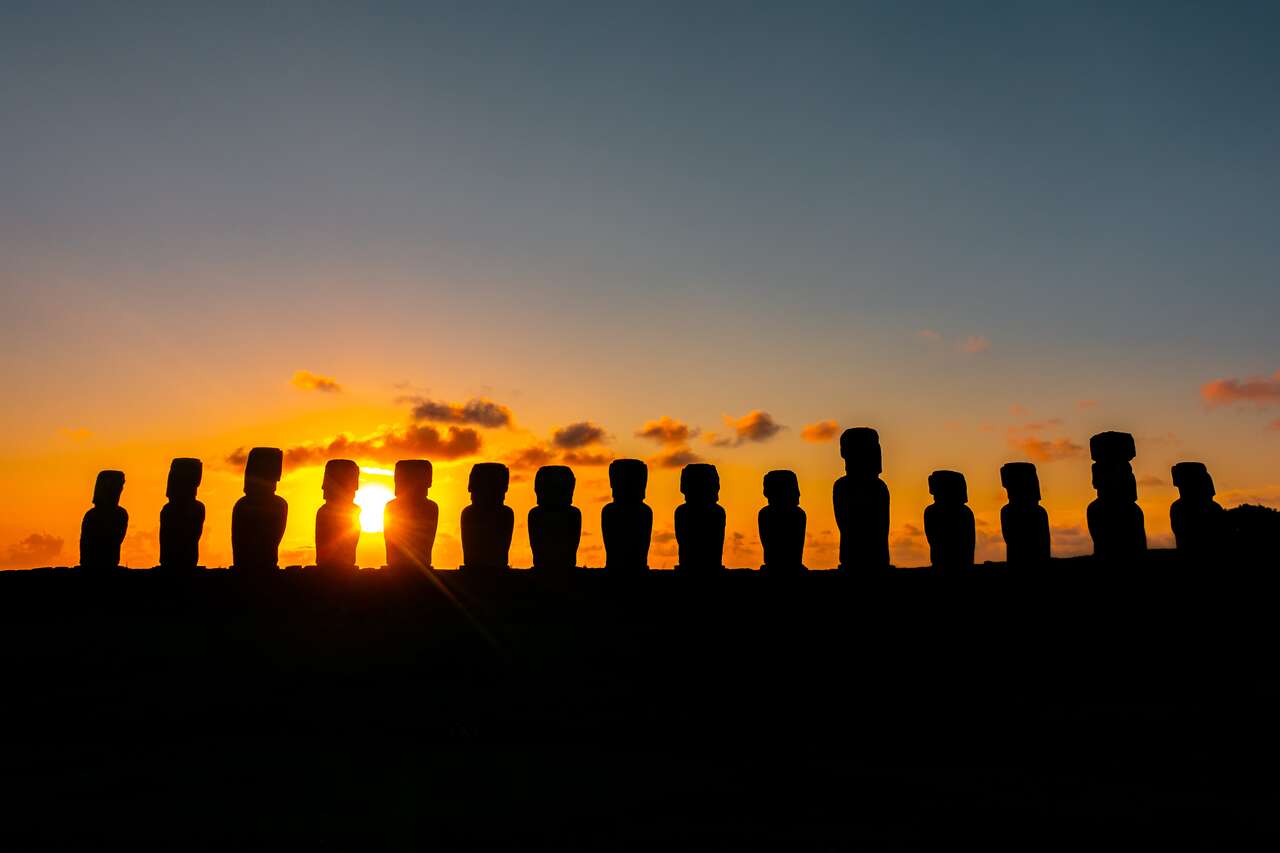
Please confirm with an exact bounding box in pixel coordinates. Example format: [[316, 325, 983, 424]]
[[2, 554, 1277, 848]]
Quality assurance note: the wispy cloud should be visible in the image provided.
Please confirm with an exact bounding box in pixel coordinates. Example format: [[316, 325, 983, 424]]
[[800, 420, 839, 443], [291, 370, 343, 393], [636, 416, 698, 446], [705, 410, 785, 447], [405, 397, 514, 428], [552, 421, 608, 449], [649, 446, 704, 469], [959, 335, 991, 354], [1007, 435, 1085, 462], [3, 533, 63, 567], [227, 424, 482, 470], [1201, 370, 1280, 407]]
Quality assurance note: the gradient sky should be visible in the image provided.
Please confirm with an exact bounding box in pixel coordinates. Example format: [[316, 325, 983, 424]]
[[3, 1, 1278, 569]]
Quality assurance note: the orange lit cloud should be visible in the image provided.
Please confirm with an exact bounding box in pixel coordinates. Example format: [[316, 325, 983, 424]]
[[406, 397, 514, 428], [636, 416, 698, 446], [291, 370, 343, 393], [1078, 399, 1099, 410], [916, 329, 942, 342], [1270, 419, 1280, 432], [1201, 370, 1280, 407], [706, 410, 784, 447], [226, 424, 481, 470], [800, 420, 839, 443], [3, 533, 64, 567], [959, 335, 991, 354], [504, 444, 557, 470], [649, 446, 703, 469], [1007, 435, 1085, 462], [552, 421, 608, 449], [561, 449, 614, 466]]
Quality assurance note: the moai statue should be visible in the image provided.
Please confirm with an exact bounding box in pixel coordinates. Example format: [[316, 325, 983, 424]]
[[924, 470, 975, 571], [675, 463, 726, 576], [384, 459, 438, 572], [602, 459, 652, 574], [231, 447, 288, 572], [999, 462, 1050, 567], [315, 459, 360, 570], [1087, 431, 1146, 560], [461, 462, 514, 573], [529, 465, 582, 572], [159, 458, 205, 570], [759, 469, 806, 575], [833, 427, 891, 571], [80, 470, 128, 569], [1170, 461, 1223, 561]]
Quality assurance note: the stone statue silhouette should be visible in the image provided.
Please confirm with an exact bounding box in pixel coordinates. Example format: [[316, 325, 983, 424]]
[[315, 459, 360, 570], [999, 462, 1050, 566], [833, 427, 891, 570], [529, 465, 581, 572], [461, 462, 513, 573], [675, 463, 725, 576], [80, 470, 127, 569], [231, 447, 288, 573], [159, 458, 205, 570], [1087, 432, 1146, 560], [1170, 461, 1223, 560], [759, 469, 806, 574], [924, 470, 975, 571], [384, 459, 438, 572], [602, 459, 652, 573]]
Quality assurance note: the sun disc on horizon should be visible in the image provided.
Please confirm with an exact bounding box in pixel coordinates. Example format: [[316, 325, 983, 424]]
[[354, 483, 394, 533]]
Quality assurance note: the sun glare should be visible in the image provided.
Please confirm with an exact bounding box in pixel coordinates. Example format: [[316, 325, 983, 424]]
[[354, 483, 394, 533]]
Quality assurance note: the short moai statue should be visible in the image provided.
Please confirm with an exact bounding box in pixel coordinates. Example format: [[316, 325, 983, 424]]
[[159, 458, 205, 570], [1170, 461, 1223, 561], [999, 462, 1050, 567], [315, 459, 360, 570], [675, 463, 726, 576], [461, 462, 514, 573], [924, 470, 975, 571], [384, 459, 438, 572], [602, 459, 652, 573], [759, 469, 806, 575], [1087, 431, 1146, 560], [80, 470, 128, 569], [529, 465, 582, 572], [833, 427, 891, 571], [231, 447, 288, 572]]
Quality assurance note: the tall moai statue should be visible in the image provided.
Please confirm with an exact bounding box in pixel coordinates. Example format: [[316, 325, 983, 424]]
[[315, 459, 360, 570], [231, 447, 288, 573], [159, 458, 205, 570], [1087, 431, 1146, 560], [461, 462, 513, 573], [924, 470, 975, 571], [529, 465, 582, 572], [999, 462, 1050, 567], [675, 463, 726, 576], [833, 427, 891, 570], [384, 459, 438, 572], [80, 470, 128, 569], [759, 469, 806, 575], [601, 458, 652, 574], [1170, 461, 1223, 561]]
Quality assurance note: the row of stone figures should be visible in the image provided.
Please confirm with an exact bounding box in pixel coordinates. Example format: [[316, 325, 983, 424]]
[[79, 428, 1224, 572]]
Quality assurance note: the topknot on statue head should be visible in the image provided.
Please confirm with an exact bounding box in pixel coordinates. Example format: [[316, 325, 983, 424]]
[[1090, 431, 1136, 464], [763, 469, 800, 507], [244, 447, 283, 495], [1000, 461, 1040, 502], [608, 458, 648, 502], [166, 458, 202, 502], [394, 459, 433, 498], [840, 427, 882, 476], [93, 470, 126, 506], [534, 464, 576, 507], [680, 463, 720, 504], [322, 459, 360, 502], [928, 470, 968, 504], [1172, 461, 1215, 499], [468, 462, 510, 505]]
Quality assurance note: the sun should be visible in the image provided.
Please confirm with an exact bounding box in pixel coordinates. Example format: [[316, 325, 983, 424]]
[[354, 483, 394, 533]]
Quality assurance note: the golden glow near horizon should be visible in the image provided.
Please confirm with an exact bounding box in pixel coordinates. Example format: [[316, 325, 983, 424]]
[[355, 483, 394, 533]]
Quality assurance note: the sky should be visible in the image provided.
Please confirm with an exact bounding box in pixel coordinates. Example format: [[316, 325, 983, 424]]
[[2, 1, 1278, 569]]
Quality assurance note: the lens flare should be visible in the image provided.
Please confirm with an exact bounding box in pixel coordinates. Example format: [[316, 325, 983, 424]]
[[354, 483, 394, 533]]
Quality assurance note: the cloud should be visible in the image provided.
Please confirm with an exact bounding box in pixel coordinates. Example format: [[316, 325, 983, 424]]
[[1009, 404, 1029, 417], [649, 446, 704, 469], [1077, 399, 1099, 410], [800, 420, 839, 443], [1201, 370, 1280, 407], [226, 424, 482, 470], [1007, 435, 1086, 462], [3, 533, 63, 567], [552, 421, 608, 449], [291, 370, 343, 393], [561, 449, 614, 467], [636, 416, 698, 446], [1138, 475, 1167, 487], [916, 329, 942, 342], [959, 335, 991, 354], [504, 444, 557, 471], [1270, 419, 1280, 432], [57, 427, 93, 441], [708, 410, 784, 447], [406, 397, 514, 428]]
